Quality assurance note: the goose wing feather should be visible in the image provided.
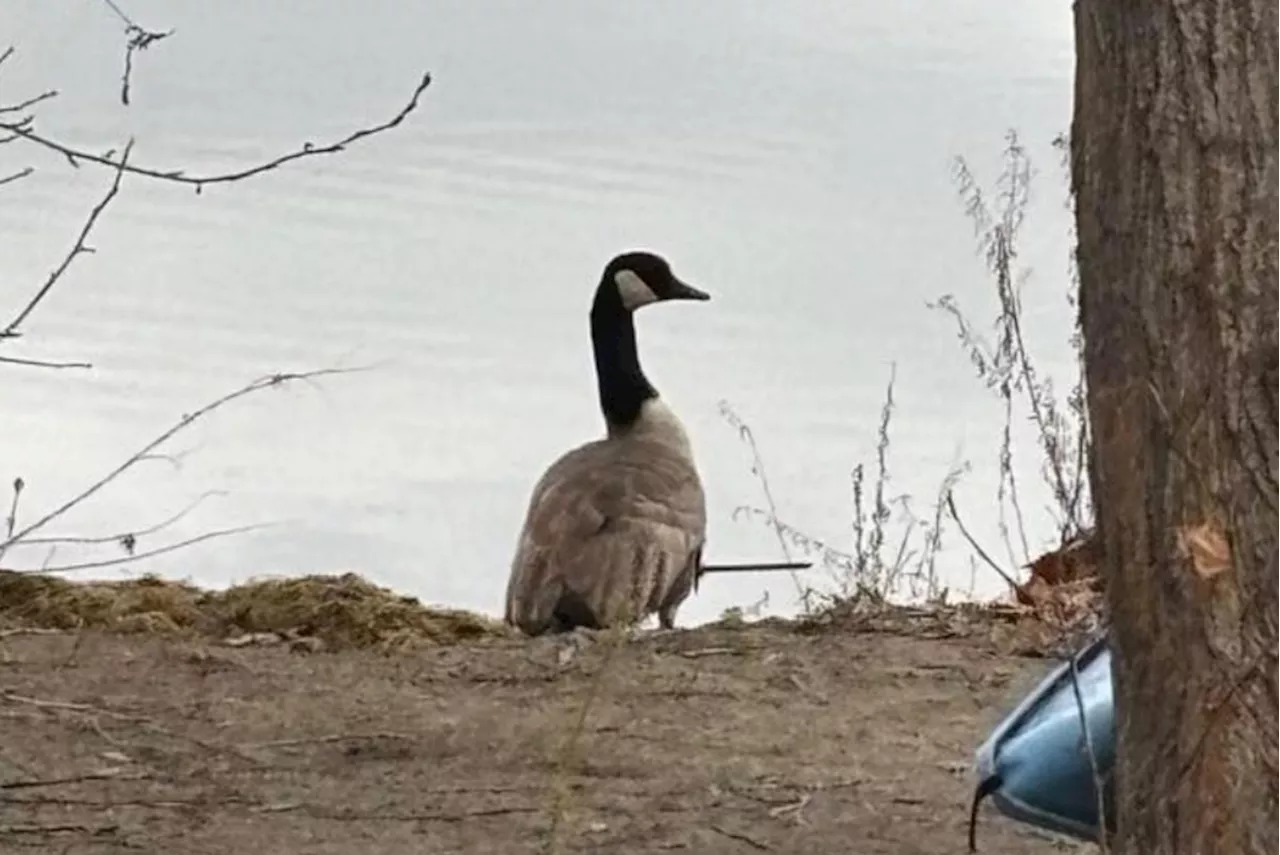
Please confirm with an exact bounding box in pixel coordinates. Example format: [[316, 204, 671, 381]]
[[504, 435, 706, 634]]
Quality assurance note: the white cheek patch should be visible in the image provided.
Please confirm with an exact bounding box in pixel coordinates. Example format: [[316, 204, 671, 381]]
[[614, 269, 659, 310]]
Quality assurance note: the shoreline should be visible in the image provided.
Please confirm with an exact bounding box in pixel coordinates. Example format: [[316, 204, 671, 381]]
[[0, 567, 1084, 658]]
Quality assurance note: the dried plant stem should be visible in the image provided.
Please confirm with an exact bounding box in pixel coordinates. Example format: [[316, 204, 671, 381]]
[[935, 130, 1094, 596], [944, 493, 1021, 595], [717, 400, 806, 601], [720, 360, 959, 609]]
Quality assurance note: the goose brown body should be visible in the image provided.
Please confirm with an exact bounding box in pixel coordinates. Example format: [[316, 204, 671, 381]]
[[503, 252, 709, 636], [504, 399, 706, 634]]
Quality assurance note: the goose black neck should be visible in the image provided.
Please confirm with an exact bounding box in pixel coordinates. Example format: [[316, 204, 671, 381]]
[[590, 302, 656, 429]]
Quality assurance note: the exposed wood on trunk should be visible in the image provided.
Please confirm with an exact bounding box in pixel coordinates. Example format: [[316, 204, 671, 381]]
[[1071, 0, 1278, 852]]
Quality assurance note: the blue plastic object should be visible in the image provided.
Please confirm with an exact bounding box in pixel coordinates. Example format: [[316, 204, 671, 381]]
[[968, 631, 1116, 850]]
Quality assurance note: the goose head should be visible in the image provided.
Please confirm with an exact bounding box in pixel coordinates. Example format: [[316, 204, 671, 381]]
[[592, 251, 710, 316]]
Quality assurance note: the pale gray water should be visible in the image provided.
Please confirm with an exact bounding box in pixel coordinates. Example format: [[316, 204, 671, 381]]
[[1, 1, 1078, 624]]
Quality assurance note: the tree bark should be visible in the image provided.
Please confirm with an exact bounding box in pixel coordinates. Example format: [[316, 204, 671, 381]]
[[1071, 0, 1278, 852]]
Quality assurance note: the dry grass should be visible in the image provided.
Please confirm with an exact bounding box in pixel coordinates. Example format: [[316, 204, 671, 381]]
[[720, 130, 1098, 633], [0, 570, 510, 650], [720, 372, 965, 612]]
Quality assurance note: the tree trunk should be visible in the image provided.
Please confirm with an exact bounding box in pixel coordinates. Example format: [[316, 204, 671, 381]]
[[1071, 0, 1278, 852]]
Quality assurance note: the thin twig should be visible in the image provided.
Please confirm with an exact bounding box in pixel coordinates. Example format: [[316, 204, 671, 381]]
[[259, 803, 540, 823], [0, 89, 58, 114], [3, 523, 269, 575], [97, 0, 175, 107], [0, 770, 150, 791], [5, 793, 225, 810], [0, 822, 119, 836], [12, 490, 227, 547], [717, 400, 806, 600], [0, 367, 366, 551], [1, 139, 133, 341], [0, 167, 33, 186], [0, 354, 92, 369], [944, 492, 1022, 594], [0, 627, 67, 638], [4, 477, 21, 540], [121, 26, 175, 107], [244, 732, 412, 751], [1, 691, 145, 719], [0, 73, 432, 192], [0, 478, 23, 564], [99, 0, 135, 27], [709, 825, 772, 850]]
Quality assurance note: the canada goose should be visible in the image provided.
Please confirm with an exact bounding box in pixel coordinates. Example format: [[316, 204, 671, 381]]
[[504, 250, 710, 636]]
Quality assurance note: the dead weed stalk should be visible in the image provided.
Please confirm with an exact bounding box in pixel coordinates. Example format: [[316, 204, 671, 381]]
[[721, 364, 968, 612], [720, 132, 1095, 622], [934, 130, 1093, 572]]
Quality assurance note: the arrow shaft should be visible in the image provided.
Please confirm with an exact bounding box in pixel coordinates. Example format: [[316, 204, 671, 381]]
[[700, 561, 812, 574]]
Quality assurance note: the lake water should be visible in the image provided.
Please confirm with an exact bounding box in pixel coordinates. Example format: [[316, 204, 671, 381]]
[[1, 0, 1078, 625]]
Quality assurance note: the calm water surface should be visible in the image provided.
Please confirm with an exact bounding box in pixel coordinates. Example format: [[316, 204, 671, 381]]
[[1, 1, 1077, 624]]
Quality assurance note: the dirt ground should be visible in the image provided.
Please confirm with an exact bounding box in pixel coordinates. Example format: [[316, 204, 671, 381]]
[[0, 603, 1096, 855]]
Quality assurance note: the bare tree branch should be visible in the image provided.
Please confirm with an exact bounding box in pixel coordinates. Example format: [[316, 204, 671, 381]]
[[0, 73, 433, 192], [0, 89, 58, 114], [121, 26, 173, 106], [3, 478, 22, 544], [9, 489, 227, 548], [0, 354, 92, 369], [0, 27, 425, 586], [1, 139, 132, 345], [99, 0, 136, 27], [0, 167, 33, 187], [2, 523, 271, 575], [0, 367, 369, 552], [97, 0, 174, 105], [0, 489, 241, 575], [1, 43, 430, 371]]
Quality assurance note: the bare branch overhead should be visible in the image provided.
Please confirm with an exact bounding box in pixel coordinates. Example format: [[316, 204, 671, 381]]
[[0, 73, 433, 192], [97, 0, 174, 105], [1, 140, 133, 346], [0, 367, 370, 554]]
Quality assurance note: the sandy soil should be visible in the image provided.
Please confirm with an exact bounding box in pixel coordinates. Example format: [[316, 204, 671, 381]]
[[0, 609, 1093, 855]]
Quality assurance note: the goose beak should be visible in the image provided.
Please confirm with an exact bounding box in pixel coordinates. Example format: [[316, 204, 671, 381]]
[[670, 278, 711, 302]]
